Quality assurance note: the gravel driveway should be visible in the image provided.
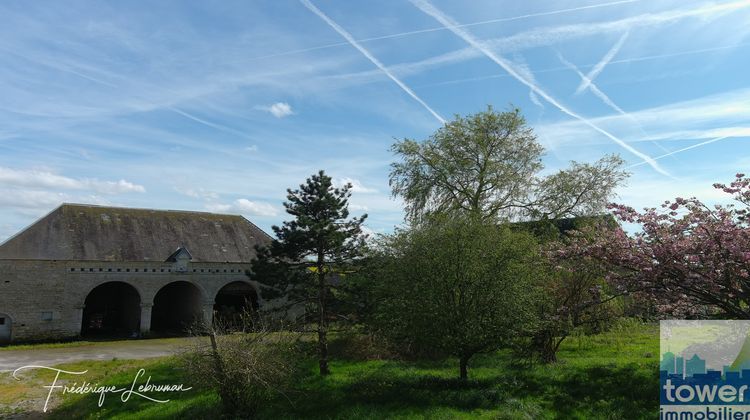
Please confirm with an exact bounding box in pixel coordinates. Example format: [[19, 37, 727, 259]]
[[0, 338, 197, 372]]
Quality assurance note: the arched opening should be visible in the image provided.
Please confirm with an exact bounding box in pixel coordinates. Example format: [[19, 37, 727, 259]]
[[214, 281, 259, 328], [0, 313, 12, 344], [81, 282, 141, 338], [151, 281, 203, 335]]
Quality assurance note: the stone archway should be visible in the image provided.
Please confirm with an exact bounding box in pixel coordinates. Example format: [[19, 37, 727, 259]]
[[81, 282, 141, 337], [0, 313, 11, 344], [151, 281, 203, 335], [214, 281, 259, 328]]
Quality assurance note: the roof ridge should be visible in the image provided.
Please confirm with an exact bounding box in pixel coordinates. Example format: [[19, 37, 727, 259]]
[[60, 202, 245, 218]]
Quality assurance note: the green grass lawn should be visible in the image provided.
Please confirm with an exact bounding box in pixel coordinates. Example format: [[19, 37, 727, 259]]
[[0, 336, 197, 352], [3, 322, 659, 419]]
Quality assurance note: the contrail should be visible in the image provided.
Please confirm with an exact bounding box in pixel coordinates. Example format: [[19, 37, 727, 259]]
[[415, 41, 750, 89], [0, 45, 119, 89], [409, 0, 670, 176], [300, 0, 445, 124], [529, 90, 544, 109], [575, 32, 629, 95], [235, 0, 641, 63], [348, 0, 641, 44], [558, 52, 672, 154], [558, 53, 629, 116], [364, 0, 750, 90], [169, 107, 255, 140], [628, 136, 730, 168]]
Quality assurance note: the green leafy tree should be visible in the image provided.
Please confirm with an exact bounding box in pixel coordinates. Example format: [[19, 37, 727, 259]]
[[250, 170, 367, 375], [370, 216, 541, 379], [516, 217, 624, 363], [527, 259, 621, 363], [389, 106, 628, 223]]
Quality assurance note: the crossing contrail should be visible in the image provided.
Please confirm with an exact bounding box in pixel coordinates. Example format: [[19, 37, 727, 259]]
[[409, 0, 670, 176], [240, 0, 641, 63], [557, 52, 672, 155], [557, 53, 629, 116], [300, 0, 446, 124], [576, 32, 629, 95]]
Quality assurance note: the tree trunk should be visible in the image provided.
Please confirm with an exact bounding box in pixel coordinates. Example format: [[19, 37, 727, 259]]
[[317, 261, 330, 376], [538, 331, 565, 364], [459, 355, 470, 380], [540, 345, 558, 364], [317, 323, 329, 375]]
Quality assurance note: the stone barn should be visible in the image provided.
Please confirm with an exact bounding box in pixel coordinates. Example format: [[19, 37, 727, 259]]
[[0, 203, 273, 344]]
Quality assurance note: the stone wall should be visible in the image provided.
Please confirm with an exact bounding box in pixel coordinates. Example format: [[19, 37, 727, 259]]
[[0, 259, 264, 342]]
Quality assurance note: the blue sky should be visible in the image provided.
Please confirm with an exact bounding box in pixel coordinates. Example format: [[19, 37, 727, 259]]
[[1, 0, 749, 240]]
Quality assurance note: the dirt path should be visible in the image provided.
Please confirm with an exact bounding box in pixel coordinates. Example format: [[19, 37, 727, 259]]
[[0, 338, 198, 372]]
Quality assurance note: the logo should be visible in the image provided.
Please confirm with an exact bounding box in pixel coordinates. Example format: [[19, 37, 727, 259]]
[[660, 320, 750, 419]]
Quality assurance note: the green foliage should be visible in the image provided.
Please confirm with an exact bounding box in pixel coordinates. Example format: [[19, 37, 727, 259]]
[[390, 106, 542, 222], [270, 170, 367, 267], [520, 261, 623, 364], [367, 216, 543, 379], [389, 106, 628, 223]]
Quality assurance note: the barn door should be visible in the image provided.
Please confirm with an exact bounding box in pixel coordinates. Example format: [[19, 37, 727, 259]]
[[0, 313, 11, 343]]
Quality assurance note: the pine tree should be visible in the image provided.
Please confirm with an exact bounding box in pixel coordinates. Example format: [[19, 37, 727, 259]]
[[250, 170, 367, 375]]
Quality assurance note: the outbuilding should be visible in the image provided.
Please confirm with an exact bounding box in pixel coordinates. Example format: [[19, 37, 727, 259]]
[[0, 203, 272, 343]]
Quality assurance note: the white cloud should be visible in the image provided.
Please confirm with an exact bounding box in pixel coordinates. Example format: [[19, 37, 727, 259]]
[[0, 188, 114, 217], [90, 180, 145, 194], [617, 176, 733, 211], [0, 166, 142, 234], [256, 102, 294, 118], [175, 187, 219, 200], [0, 166, 145, 194], [336, 177, 378, 193], [0, 189, 67, 210], [206, 198, 278, 217], [245, 145, 259, 152]]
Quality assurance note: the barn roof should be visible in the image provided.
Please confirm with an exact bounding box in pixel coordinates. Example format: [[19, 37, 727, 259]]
[[0, 204, 272, 262]]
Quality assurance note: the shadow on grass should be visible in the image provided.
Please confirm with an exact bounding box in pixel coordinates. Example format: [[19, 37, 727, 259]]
[[45, 352, 657, 419], [545, 364, 657, 418], [281, 360, 657, 419]]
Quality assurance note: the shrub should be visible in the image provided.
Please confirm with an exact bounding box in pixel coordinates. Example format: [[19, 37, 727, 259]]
[[180, 317, 304, 418]]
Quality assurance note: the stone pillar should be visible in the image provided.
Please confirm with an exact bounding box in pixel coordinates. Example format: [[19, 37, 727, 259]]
[[74, 304, 85, 337], [202, 302, 215, 328], [140, 303, 153, 335]]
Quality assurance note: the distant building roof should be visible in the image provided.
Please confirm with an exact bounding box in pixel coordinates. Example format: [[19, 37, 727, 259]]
[[0, 203, 272, 262]]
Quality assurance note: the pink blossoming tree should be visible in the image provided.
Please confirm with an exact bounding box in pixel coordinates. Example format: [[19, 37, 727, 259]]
[[551, 173, 750, 318]]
